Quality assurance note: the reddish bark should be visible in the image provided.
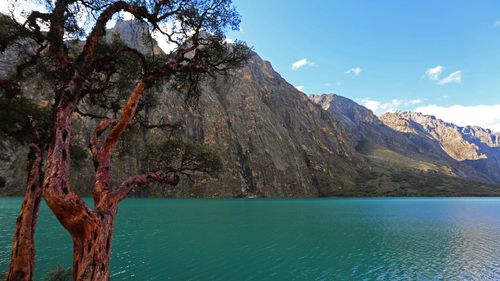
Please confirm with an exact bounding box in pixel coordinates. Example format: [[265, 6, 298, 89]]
[[112, 171, 179, 202], [40, 61, 217, 281], [6, 143, 44, 281], [79, 2, 152, 71], [91, 119, 118, 206], [3, 1, 245, 279], [72, 210, 116, 281], [42, 93, 100, 281], [43, 76, 93, 236], [41, 78, 176, 281], [103, 81, 146, 151]]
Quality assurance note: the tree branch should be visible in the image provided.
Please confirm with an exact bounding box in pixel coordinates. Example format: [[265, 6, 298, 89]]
[[75, 106, 108, 120], [47, 0, 75, 70], [79, 1, 161, 73], [7, 141, 44, 281], [24, 11, 51, 41], [90, 119, 117, 163], [99, 55, 216, 156], [102, 80, 146, 152], [133, 115, 183, 131], [111, 171, 179, 202], [0, 42, 47, 98], [90, 119, 118, 207], [43, 78, 95, 236]]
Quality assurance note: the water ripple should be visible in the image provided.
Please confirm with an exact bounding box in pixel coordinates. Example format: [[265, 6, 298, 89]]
[[1, 197, 500, 280]]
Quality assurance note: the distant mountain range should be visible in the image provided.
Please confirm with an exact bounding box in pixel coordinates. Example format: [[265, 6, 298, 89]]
[[1, 20, 499, 197], [311, 94, 500, 195]]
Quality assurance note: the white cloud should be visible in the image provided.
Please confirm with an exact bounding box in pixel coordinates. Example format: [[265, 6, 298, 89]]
[[363, 99, 402, 114], [295, 85, 305, 92], [364, 99, 382, 112], [495, 20, 500, 26], [361, 98, 424, 115], [425, 65, 443, 80], [346, 67, 362, 77], [291, 58, 314, 70], [437, 70, 462, 85], [424, 66, 462, 85], [415, 104, 500, 132]]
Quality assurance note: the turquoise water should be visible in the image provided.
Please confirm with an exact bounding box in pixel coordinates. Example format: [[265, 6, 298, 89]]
[[1, 198, 500, 280]]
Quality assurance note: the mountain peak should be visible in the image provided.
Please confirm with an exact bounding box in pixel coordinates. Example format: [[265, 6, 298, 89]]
[[381, 110, 500, 168]]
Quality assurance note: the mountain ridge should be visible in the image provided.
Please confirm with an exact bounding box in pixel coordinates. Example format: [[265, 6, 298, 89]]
[[381, 110, 500, 182], [1, 20, 500, 197], [310, 93, 500, 185]]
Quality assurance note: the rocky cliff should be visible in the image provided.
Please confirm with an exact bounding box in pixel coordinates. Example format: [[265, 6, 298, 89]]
[[381, 111, 500, 183], [143, 55, 360, 197], [1, 21, 500, 197], [309, 94, 479, 177], [0, 20, 361, 197], [310, 94, 500, 195]]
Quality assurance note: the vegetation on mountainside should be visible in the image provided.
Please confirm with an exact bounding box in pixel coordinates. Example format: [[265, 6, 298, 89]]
[[350, 156, 500, 197], [1, 0, 250, 280]]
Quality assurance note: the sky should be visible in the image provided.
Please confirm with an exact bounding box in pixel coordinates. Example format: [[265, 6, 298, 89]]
[[2, 0, 500, 130], [226, 0, 500, 131]]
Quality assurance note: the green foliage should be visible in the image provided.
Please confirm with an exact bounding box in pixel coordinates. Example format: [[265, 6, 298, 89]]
[[0, 176, 5, 188], [70, 144, 88, 161], [173, 38, 252, 108], [42, 267, 72, 281], [147, 138, 223, 176], [0, 96, 50, 143], [80, 36, 147, 116], [1, 0, 250, 132], [0, 0, 249, 195]]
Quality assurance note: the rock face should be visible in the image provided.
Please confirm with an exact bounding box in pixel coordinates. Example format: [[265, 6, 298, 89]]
[[0, 21, 359, 197], [310, 94, 500, 195], [310, 94, 474, 176], [2, 20, 500, 197], [147, 55, 359, 197], [381, 111, 500, 183]]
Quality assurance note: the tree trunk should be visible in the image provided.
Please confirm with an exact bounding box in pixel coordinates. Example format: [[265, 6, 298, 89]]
[[72, 210, 116, 281], [7, 144, 44, 281], [41, 78, 107, 279]]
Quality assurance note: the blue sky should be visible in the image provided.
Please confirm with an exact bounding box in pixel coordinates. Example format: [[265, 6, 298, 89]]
[[2, 0, 500, 130], [227, 0, 500, 130]]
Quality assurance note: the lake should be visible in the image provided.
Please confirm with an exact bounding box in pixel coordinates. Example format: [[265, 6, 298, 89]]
[[1, 197, 500, 280]]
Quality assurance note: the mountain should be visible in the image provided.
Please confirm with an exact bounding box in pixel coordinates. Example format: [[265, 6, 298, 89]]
[[142, 55, 361, 197], [1, 20, 499, 197], [381, 111, 500, 183], [309, 94, 480, 177], [310, 94, 500, 195], [0, 20, 360, 197]]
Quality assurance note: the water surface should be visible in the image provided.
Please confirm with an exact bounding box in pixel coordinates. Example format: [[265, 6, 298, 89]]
[[1, 197, 500, 280]]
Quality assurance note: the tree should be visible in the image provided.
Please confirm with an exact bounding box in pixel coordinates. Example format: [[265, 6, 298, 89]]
[[1, 97, 50, 281], [0, 0, 249, 280]]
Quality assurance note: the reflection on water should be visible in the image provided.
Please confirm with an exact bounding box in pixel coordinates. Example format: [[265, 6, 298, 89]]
[[1, 198, 500, 280]]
